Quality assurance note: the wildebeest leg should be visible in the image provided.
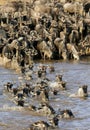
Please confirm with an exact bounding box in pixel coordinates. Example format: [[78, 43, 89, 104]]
[[40, 51, 44, 60], [62, 50, 67, 60], [59, 48, 61, 58], [44, 52, 46, 61]]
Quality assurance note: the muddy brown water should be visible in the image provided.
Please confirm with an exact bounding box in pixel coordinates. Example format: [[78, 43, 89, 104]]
[[0, 57, 90, 130]]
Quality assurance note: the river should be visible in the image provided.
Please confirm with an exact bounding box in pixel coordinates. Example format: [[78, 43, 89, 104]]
[[0, 57, 90, 130]]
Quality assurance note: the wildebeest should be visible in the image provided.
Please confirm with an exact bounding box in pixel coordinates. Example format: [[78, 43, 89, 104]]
[[69, 29, 79, 45], [84, 1, 90, 14], [29, 116, 59, 130], [2, 39, 19, 59], [57, 109, 75, 119], [54, 37, 67, 60], [40, 47, 53, 60], [78, 85, 88, 97], [69, 85, 88, 98], [4, 82, 13, 92], [63, 2, 84, 16], [66, 43, 80, 60], [36, 40, 53, 60], [36, 102, 56, 116]]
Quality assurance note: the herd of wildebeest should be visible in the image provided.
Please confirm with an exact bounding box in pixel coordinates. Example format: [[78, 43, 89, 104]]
[[0, 0, 90, 70], [0, 0, 90, 129]]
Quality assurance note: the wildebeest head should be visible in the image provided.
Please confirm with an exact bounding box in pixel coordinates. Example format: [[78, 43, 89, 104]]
[[5, 82, 13, 91], [56, 74, 62, 82], [49, 116, 59, 127], [60, 109, 74, 119], [78, 85, 88, 97], [17, 100, 24, 107]]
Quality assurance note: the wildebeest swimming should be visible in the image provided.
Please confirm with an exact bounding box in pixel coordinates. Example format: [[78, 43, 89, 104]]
[[69, 85, 88, 98], [29, 116, 59, 130], [3, 62, 90, 129]]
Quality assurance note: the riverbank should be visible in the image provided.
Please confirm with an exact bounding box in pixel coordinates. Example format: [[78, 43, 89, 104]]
[[0, 0, 90, 71]]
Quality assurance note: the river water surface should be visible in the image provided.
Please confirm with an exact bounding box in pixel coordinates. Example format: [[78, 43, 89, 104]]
[[0, 57, 90, 130]]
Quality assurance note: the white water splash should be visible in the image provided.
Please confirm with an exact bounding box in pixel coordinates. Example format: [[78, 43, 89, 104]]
[[0, 104, 24, 111]]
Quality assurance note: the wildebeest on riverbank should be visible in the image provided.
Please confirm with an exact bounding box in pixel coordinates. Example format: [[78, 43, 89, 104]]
[[0, 0, 90, 72]]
